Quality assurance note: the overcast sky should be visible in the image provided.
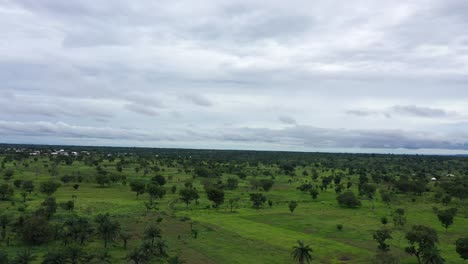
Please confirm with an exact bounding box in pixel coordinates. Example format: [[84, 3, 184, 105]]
[[1, 0, 468, 154]]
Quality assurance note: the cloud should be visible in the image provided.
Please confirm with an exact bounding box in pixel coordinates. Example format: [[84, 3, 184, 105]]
[[391, 105, 456, 118], [180, 94, 213, 107], [1, 1, 468, 153], [278, 115, 297, 125], [347, 105, 459, 119], [124, 104, 159, 116]]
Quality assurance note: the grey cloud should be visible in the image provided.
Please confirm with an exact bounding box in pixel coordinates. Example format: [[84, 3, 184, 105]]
[[391, 105, 456, 118], [180, 94, 212, 107], [124, 104, 159, 117], [278, 115, 297, 125]]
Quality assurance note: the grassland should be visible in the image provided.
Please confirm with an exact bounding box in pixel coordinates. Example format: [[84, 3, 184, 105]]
[[1, 151, 467, 264]]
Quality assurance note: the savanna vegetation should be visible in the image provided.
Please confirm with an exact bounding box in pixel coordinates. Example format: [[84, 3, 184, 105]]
[[0, 144, 467, 263]]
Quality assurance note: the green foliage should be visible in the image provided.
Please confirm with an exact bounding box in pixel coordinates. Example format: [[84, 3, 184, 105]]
[[0, 183, 14, 200], [405, 225, 443, 264], [95, 214, 120, 248], [337, 191, 361, 208], [456, 238, 468, 260], [288, 201, 298, 213], [373, 227, 392, 252], [39, 181, 61, 196], [130, 180, 146, 199], [206, 188, 224, 208], [250, 193, 267, 209], [21, 216, 53, 245], [435, 208, 457, 231]]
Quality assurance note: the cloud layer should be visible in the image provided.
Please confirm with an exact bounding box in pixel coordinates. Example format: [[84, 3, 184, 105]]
[[1, 0, 468, 153]]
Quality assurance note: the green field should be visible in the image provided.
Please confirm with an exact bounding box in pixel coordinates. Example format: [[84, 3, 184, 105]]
[[0, 147, 467, 263]]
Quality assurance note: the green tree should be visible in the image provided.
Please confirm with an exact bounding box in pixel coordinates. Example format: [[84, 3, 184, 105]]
[[0, 184, 14, 200], [22, 180, 34, 194], [95, 174, 110, 187], [179, 186, 199, 208], [310, 189, 319, 200], [435, 208, 457, 231], [39, 181, 61, 196], [130, 181, 146, 199], [250, 193, 267, 209], [206, 188, 224, 208], [21, 216, 53, 245], [95, 214, 120, 248], [0, 214, 10, 241], [392, 208, 406, 229], [405, 225, 444, 264], [373, 228, 392, 252], [144, 225, 161, 246], [259, 179, 274, 192], [456, 238, 468, 260], [337, 191, 361, 208], [146, 183, 165, 205], [291, 240, 313, 264], [289, 201, 298, 213]]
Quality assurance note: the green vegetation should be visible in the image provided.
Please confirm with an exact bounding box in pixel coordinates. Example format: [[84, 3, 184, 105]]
[[0, 144, 467, 263]]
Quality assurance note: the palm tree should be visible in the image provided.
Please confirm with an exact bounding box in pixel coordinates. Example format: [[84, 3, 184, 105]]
[[291, 240, 313, 264]]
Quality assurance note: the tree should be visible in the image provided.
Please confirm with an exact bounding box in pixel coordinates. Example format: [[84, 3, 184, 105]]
[[179, 186, 199, 208], [21, 216, 53, 245], [0, 184, 14, 200], [3, 169, 14, 181], [130, 181, 146, 199], [310, 189, 319, 200], [291, 240, 313, 264], [226, 177, 239, 190], [151, 175, 166, 186], [373, 228, 392, 252], [337, 191, 361, 208], [38, 196, 57, 219], [95, 214, 120, 248], [22, 180, 34, 194], [206, 188, 224, 208], [380, 190, 393, 206], [144, 225, 161, 246], [259, 179, 274, 192], [12, 250, 36, 264], [0, 214, 10, 241], [39, 181, 61, 196], [146, 183, 165, 205], [405, 225, 443, 264], [392, 208, 406, 229], [289, 201, 298, 213], [250, 193, 267, 209], [95, 174, 110, 187], [63, 215, 94, 245], [456, 238, 468, 260], [435, 208, 457, 231], [228, 197, 240, 212], [127, 246, 150, 264], [13, 179, 23, 188]]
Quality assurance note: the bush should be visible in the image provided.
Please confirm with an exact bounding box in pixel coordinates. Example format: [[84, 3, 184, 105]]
[[336, 224, 343, 231]]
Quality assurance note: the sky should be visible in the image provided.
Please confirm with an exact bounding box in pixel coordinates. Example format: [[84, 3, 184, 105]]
[[1, 0, 468, 154]]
